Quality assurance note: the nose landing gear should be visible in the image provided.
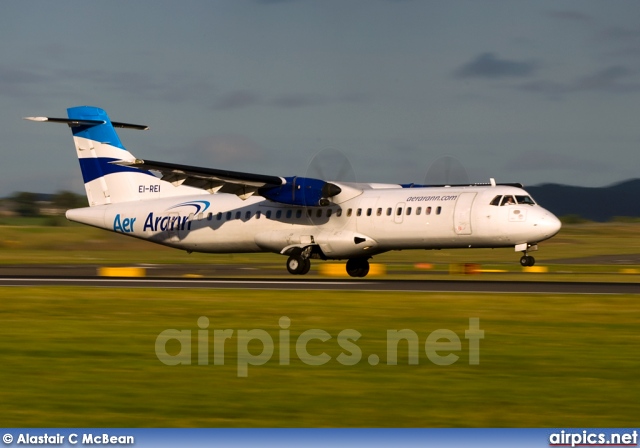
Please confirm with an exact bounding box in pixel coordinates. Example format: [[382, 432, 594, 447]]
[[520, 254, 536, 267], [516, 243, 537, 267], [516, 243, 538, 267]]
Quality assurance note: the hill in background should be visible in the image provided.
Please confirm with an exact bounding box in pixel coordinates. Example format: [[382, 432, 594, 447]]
[[527, 179, 640, 222]]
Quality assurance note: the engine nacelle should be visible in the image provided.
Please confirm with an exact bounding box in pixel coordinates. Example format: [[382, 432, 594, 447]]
[[260, 176, 341, 207]]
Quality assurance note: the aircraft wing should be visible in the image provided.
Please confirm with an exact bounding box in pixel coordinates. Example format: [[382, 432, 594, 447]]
[[27, 108, 346, 206], [114, 159, 286, 199]]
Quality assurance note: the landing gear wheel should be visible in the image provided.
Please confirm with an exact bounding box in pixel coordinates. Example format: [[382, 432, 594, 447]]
[[287, 252, 311, 275], [287, 254, 305, 275], [519, 255, 536, 267], [300, 258, 311, 275], [346, 258, 370, 278]]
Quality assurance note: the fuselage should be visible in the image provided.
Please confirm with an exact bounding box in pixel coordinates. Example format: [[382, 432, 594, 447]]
[[66, 184, 561, 260], [28, 105, 563, 277]]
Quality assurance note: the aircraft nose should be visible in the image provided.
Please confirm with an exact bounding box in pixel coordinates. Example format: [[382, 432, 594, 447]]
[[537, 211, 562, 239]]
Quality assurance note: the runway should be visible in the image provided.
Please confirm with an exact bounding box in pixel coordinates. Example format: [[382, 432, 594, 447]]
[[1, 276, 639, 294]]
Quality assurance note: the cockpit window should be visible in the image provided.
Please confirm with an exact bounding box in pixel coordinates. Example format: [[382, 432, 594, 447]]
[[515, 195, 536, 205], [501, 195, 516, 206], [491, 194, 536, 206]]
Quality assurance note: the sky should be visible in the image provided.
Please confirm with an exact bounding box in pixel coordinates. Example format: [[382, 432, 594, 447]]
[[2, 0, 640, 196]]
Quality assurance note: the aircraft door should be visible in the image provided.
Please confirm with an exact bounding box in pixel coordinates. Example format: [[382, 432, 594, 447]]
[[453, 193, 477, 235]]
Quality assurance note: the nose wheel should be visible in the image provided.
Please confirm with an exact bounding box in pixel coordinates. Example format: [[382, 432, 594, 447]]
[[520, 254, 536, 267], [516, 243, 538, 267]]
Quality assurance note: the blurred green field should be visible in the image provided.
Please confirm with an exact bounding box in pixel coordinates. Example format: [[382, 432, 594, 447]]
[[0, 287, 638, 427]]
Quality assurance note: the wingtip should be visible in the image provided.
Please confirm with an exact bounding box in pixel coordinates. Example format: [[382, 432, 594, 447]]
[[24, 116, 48, 122]]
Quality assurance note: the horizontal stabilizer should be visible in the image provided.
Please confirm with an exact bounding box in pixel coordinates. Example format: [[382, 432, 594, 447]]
[[24, 116, 149, 130]]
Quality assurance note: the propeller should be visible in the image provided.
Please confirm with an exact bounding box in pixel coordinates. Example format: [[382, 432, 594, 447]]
[[306, 148, 356, 186], [306, 148, 356, 205], [304, 148, 357, 227], [259, 149, 350, 208], [423, 156, 469, 186]]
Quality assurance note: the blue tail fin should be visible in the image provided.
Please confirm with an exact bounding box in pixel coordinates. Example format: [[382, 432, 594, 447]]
[[26, 106, 200, 206], [66, 106, 158, 205]]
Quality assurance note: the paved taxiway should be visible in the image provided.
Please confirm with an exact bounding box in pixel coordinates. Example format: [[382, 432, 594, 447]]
[[1, 277, 639, 294]]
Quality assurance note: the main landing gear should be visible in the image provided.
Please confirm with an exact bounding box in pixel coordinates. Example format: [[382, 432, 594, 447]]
[[286, 248, 311, 275], [285, 247, 371, 278], [346, 258, 370, 278]]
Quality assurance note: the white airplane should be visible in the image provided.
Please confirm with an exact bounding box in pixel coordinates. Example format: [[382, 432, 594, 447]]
[[25, 106, 561, 277]]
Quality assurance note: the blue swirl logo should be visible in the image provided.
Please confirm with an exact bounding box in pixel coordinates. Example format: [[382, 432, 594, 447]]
[[167, 200, 211, 214]]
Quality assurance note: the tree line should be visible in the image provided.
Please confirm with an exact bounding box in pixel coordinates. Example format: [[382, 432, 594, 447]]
[[1, 191, 88, 217]]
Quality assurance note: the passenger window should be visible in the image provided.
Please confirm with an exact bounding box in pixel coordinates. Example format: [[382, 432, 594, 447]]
[[235, 211, 241, 220], [207, 212, 213, 221], [326, 209, 332, 218], [396, 207, 403, 216], [276, 210, 282, 219], [286, 210, 292, 219], [266, 210, 272, 219], [226, 212, 232, 220], [256, 211, 261, 219], [347, 209, 352, 217], [367, 208, 372, 216], [436, 206, 442, 215], [307, 209, 312, 217], [356, 208, 362, 217], [387, 208, 392, 216], [490, 195, 502, 206], [336, 209, 342, 217], [416, 207, 422, 215], [217, 212, 222, 221], [377, 208, 382, 216], [406, 207, 412, 216], [296, 210, 302, 218]]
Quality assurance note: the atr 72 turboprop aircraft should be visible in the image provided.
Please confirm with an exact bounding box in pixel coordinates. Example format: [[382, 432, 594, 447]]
[[26, 106, 561, 277]]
